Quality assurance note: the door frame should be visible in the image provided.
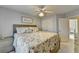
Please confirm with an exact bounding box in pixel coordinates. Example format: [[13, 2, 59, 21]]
[[68, 16, 79, 39]]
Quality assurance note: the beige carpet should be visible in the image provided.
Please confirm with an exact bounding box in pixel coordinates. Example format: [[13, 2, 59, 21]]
[[74, 39, 79, 53], [10, 39, 75, 53], [58, 39, 74, 53]]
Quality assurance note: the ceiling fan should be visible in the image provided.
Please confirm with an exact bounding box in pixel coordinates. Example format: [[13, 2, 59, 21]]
[[34, 5, 53, 17]]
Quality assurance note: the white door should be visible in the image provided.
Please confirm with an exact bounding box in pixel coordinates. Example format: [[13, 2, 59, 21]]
[[59, 18, 69, 42], [69, 19, 78, 40], [75, 19, 79, 53]]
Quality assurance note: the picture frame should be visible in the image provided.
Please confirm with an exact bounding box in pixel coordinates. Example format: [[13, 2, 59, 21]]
[[21, 16, 33, 23]]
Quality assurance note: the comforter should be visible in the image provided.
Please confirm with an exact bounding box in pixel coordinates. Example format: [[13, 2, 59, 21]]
[[13, 31, 60, 53]]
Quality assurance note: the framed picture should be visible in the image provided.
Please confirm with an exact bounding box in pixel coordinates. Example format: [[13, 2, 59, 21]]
[[21, 16, 33, 23]]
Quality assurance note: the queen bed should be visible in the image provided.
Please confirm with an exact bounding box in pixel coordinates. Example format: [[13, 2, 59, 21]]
[[13, 24, 60, 53]]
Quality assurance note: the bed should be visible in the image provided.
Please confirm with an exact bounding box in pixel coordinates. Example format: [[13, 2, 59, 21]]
[[13, 24, 60, 53]]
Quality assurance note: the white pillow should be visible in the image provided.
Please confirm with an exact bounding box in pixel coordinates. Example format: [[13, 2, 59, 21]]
[[16, 27, 29, 33], [25, 29, 33, 33], [16, 27, 39, 33]]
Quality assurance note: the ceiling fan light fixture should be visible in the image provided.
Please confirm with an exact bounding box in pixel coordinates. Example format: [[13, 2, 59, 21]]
[[38, 12, 44, 17]]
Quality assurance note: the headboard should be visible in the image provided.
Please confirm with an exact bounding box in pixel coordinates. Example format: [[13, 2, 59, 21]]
[[13, 24, 37, 34]]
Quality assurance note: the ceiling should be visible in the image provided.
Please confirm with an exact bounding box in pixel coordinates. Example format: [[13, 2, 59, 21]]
[[0, 5, 79, 17]]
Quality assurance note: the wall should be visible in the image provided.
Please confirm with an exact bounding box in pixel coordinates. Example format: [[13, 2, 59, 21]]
[[41, 14, 69, 41], [66, 9, 79, 17], [41, 15, 57, 32], [66, 9, 79, 33], [0, 7, 41, 37], [58, 18, 69, 41]]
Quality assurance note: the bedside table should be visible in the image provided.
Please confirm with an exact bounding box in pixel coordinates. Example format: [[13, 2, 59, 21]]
[[0, 37, 14, 53]]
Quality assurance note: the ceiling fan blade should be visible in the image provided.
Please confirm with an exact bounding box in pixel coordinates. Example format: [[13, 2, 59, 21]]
[[42, 6, 47, 11]]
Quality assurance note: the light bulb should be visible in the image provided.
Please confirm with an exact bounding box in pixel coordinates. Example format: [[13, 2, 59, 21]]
[[38, 12, 44, 17]]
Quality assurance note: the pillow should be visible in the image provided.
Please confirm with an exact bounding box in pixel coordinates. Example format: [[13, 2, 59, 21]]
[[34, 27, 39, 32], [16, 27, 29, 33], [29, 27, 39, 32], [16, 27, 39, 33], [25, 29, 33, 33]]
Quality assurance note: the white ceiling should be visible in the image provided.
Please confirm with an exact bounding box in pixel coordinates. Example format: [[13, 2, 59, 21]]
[[0, 5, 79, 16]]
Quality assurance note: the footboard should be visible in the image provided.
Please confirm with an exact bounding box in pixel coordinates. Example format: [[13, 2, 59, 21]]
[[30, 35, 60, 53]]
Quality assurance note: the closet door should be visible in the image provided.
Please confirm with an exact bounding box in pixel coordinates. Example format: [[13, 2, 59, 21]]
[[58, 18, 69, 42]]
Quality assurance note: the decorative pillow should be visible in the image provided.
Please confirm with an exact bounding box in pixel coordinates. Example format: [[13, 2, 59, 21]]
[[34, 27, 39, 32], [29, 27, 39, 32], [25, 29, 33, 33]]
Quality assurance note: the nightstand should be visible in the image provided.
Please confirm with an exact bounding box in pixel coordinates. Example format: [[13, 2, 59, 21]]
[[0, 36, 14, 53]]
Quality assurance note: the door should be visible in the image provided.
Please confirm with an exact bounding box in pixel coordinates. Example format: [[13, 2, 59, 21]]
[[59, 18, 69, 42], [74, 18, 79, 53], [69, 19, 78, 40]]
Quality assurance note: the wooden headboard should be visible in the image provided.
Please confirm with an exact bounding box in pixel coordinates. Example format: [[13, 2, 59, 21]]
[[13, 24, 37, 34]]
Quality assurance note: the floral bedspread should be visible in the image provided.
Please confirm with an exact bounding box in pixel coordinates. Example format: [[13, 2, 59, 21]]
[[13, 31, 60, 53]]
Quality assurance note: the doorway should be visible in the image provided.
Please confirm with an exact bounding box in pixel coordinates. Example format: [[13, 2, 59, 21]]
[[69, 19, 78, 40]]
